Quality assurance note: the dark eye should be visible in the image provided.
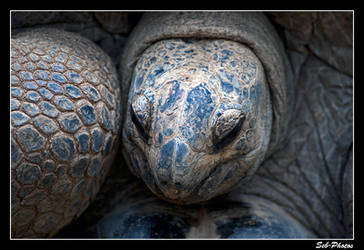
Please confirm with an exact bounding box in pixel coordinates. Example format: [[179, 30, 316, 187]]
[[212, 109, 245, 151], [130, 94, 151, 142]]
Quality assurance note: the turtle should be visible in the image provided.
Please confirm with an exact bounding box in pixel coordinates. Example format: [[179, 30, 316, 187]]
[[10, 11, 353, 239]]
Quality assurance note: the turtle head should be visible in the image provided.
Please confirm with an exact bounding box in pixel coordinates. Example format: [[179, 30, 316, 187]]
[[123, 39, 272, 204]]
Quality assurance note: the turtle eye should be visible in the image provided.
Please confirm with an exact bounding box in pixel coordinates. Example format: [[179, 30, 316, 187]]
[[130, 94, 151, 142], [212, 109, 245, 151]]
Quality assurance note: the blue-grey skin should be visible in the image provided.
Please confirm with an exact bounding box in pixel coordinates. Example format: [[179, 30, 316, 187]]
[[98, 202, 308, 239], [122, 38, 272, 204], [35, 12, 350, 239], [95, 173, 312, 239], [11, 12, 352, 239], [11, 28, 121, 238]]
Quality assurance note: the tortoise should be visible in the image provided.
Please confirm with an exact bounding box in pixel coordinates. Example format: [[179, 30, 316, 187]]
[[10, 11, 353, 239]]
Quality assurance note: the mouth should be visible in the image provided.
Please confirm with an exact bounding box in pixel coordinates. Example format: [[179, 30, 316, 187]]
[[125, 128, 261, 205], [150, 149, 257, 205], [149, 158, 224, 204]]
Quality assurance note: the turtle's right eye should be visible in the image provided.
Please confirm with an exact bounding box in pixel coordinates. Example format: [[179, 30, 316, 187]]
[[131, 94, 151, 142]]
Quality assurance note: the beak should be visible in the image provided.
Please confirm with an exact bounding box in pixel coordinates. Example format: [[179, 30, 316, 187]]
[[152, 137, 200, 200]]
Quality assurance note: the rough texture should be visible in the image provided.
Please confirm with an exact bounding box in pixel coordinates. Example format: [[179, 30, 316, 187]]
[[120, 11, 294, 205], [10, 11, 353, 239], [270, 12, 353, 76], [95, 179, 313, 239], [120, 12, 295, 158], [11, 11, 140, 70], [11, 28, 121, 237], [123, 38, 272, 204], [55, 163, 313, 239], [115, 11, 351, 238], [235, 53, 353, 237]]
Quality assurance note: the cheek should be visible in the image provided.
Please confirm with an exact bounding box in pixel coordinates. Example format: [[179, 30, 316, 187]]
[[197, 158, 251, 199], [127, 143, 160, 191], [232, 83, 267, 156], [233, 128, 261, 153], [231, 108, 261, 155]]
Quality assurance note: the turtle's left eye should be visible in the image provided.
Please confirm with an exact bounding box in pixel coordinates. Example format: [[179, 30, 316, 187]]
[[131, 94, 151, 142], [212, 109, 245, 151]]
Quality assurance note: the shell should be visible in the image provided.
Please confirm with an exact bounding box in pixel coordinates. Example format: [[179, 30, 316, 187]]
[[10, 28, 121, 237]]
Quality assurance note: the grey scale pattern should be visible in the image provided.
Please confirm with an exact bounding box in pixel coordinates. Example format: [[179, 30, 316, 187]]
[[10, 12, 353, 239], [11, 28, 121, 238]]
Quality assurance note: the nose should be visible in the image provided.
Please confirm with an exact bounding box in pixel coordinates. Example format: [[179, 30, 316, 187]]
[[156, 137, 192, 192]]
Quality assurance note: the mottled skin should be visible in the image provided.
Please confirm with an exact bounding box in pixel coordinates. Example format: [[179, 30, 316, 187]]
[[10, 12, 353, 239], [10, 28, 121, 238], [123, 38, 272, 204], [111, 12, 351, 239]]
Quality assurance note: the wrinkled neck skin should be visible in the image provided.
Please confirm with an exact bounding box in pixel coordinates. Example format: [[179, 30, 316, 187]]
[[122, 38, 272, 204], [97, 182, 315, 238], [105, 12, 351, 239]]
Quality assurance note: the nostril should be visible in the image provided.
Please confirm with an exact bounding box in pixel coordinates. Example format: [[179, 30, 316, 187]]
[[159, 180, 183, 189], [175, 182, 183, 189]]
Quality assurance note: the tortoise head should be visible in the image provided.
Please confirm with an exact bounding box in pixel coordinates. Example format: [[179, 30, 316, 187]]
[[122, 39, 272, 204]]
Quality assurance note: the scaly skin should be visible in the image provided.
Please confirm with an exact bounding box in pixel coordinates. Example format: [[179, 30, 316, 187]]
[[122, 38, 272, 204], [10, 28, 121, 238], [10, 12, 353, 239]]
